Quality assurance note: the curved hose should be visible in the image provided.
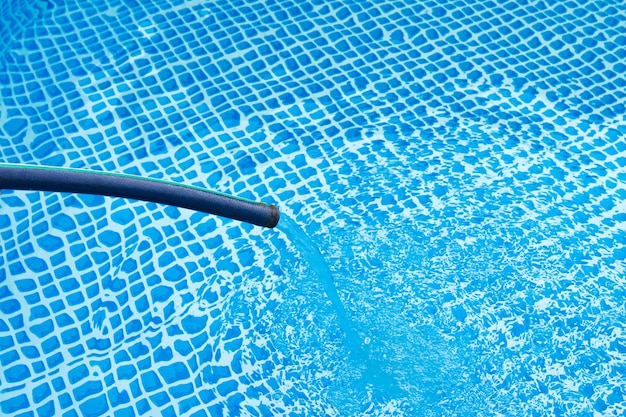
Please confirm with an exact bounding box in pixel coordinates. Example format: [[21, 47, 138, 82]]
[[0, 163, 280, 228]]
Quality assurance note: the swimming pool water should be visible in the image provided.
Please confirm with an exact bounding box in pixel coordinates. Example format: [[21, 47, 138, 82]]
[[1, 0, 625, 415]]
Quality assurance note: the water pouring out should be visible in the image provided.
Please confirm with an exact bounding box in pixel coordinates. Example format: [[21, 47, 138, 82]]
[[277, 215, 402, 396]]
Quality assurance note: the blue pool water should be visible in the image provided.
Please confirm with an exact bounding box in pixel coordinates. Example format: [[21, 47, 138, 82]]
[[1, 0, 626, 415]]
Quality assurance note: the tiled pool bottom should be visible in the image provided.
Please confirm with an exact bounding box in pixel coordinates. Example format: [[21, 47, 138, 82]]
[[1, 0, 626, 415]]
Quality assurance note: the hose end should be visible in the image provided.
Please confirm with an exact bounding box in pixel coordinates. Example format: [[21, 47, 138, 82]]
[[265, 205, 280, 228]]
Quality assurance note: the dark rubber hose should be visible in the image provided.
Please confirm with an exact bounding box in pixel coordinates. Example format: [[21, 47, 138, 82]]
[[0, 164, 280, 228]]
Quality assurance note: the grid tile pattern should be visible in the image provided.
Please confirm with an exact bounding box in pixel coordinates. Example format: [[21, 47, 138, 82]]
[[0, 0, 625, 415]]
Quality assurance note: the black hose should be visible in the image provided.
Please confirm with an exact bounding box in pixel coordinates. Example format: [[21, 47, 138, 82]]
[[0, 164, 280, 228]]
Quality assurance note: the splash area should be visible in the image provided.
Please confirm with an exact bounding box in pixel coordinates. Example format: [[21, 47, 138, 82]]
[[1, 0, 625, 415]]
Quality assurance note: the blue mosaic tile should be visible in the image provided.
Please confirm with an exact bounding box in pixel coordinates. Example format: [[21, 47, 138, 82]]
[[1, 0, 626, 415]]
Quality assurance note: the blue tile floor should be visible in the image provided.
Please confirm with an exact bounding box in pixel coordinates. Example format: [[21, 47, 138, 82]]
[[1, 0, 626, 415]]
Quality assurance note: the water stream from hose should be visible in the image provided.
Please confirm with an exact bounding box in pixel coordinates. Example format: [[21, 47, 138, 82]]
[[277, 215, 401, 397]]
